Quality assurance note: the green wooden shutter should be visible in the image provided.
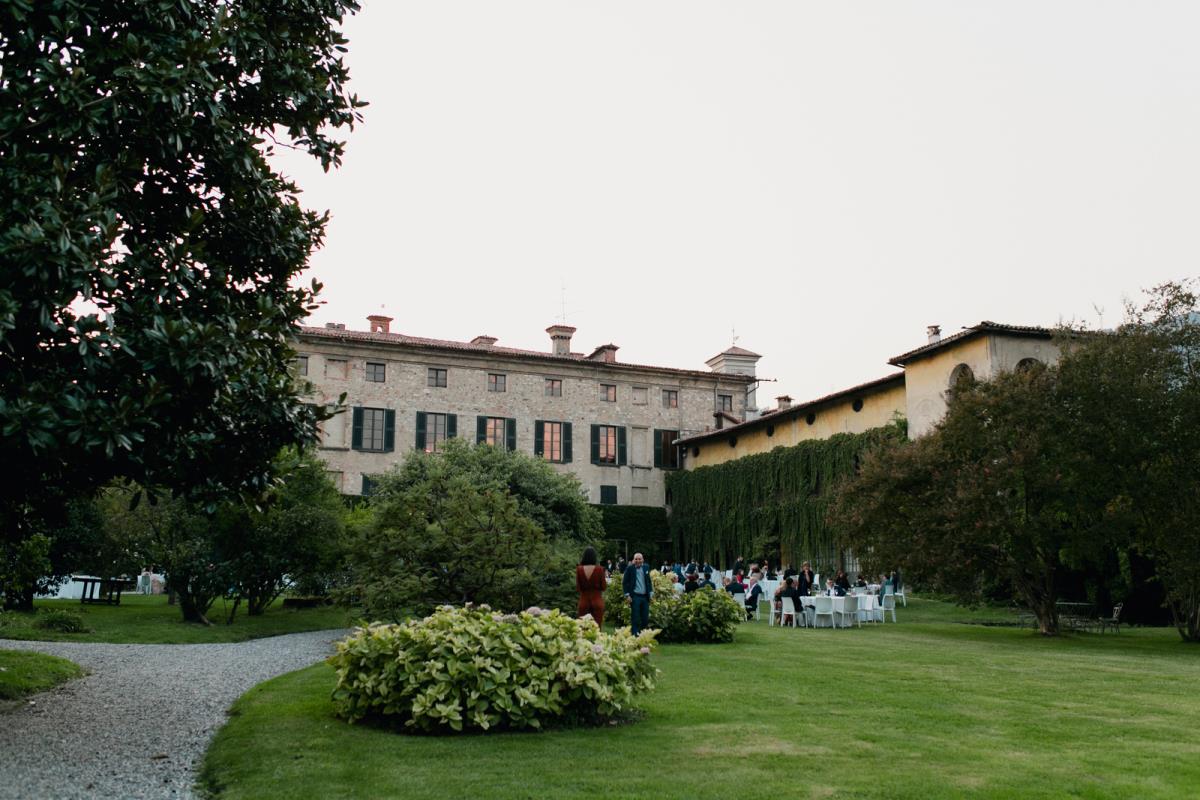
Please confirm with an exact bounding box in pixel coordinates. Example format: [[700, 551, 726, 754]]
[[590, 425, 600, 464], [383, 409, 396, 452], [415, 412, 427, 451], [476, 415, 487, 445], [446, 414, 457, 440], [351, 407, 364, 450], [562, 422, 573, 463], [653, 429, 663, 468], [617, 427, 627, 466], [534, 421, 545, 457], [505, 418, 516, 451]]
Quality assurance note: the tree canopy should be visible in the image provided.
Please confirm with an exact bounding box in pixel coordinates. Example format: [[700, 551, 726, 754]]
[[0, 1, 363, 579], [833, 281, 1200, 640]]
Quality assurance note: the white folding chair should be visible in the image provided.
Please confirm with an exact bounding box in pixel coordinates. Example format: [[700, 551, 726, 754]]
[[838, 595, 860, 628], [779, 596, 797, 628], [881, 589, 897, 622], [894, 585, 907, 606], [732, 593, 747, 622], [813, 596, 835, 628]]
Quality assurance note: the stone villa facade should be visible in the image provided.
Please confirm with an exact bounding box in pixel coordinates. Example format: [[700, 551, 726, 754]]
[[294, 316, 758, 504]]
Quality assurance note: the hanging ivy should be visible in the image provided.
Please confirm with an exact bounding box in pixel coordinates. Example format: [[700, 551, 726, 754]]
[[666, 422, 905, 568]]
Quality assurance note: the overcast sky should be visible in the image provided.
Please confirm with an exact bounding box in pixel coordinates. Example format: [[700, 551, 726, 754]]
[[276, 1, 1200, 405]]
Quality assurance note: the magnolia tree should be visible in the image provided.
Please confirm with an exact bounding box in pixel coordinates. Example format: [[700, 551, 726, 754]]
[[0, 0, 362, 606]]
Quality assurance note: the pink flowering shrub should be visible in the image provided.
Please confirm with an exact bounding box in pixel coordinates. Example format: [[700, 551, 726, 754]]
[[329, 604, 658, 733]]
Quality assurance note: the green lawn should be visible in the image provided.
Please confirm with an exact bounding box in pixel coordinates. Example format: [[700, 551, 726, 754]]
[[200, 600, 1200, 800], [0, 594, 354, 644], [0, 650, 84, 701]]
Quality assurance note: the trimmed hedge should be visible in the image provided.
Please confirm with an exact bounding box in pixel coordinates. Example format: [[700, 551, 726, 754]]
[[593, 504, 670, 561], [330, 605, 658, 732]]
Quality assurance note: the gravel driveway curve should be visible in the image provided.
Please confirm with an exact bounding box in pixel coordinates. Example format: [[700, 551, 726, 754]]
[[0, 629, 350, 799]]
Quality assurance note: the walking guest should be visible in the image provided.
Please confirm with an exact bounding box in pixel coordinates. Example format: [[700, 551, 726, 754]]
[[576, 546, 607, 627], [732, 555, 745, 576], [622, 552, 653, 635]]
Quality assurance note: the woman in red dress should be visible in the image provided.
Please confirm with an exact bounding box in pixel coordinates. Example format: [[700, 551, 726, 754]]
[[576, 546, 607, 627]]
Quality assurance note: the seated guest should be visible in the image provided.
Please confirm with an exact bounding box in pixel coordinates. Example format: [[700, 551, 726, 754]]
[[672, 575, 685, 594], [745, 576, 763, 618], [774, 578, 802, 625], [878, 573, 894, 599], [783, 563, 798, 579], [855, 574, 868, 588], [825, 578, 846, 597], [834, 569, 851, 592], [726, 575, 747, 595], [683, 573, 700, 593], [701, 570, 716, 590], [749, 563, 763, 581]]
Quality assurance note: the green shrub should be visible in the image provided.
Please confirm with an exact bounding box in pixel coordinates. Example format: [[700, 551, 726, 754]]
[[603, 570, 743, 643], [32, 609, 90, 633], [329, 605, 658, 733]]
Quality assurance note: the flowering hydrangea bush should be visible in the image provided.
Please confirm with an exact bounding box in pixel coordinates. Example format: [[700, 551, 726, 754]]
[[604, 570, 743, 643], [329, 604, 658, 732]]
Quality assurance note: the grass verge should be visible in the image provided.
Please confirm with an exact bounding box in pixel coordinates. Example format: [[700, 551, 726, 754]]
[[0, 595, 354, 644], [0, 650, 84, 701], [199, 599, 1200, 800]]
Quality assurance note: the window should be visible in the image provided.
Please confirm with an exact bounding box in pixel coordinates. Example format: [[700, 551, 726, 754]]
[[295, 355, 309, 376], [416, 412, 455, 453], [766, 425, 775, 437], [545, 378, 562, 397], [852, 398, 863, 412], [599, 485, 618, 505], [949, 363, 975, 393], [535, 420, 572, 463], [477, 416, 516, 451], [325, 358, 348, 379], [427, 367, 447, 388], [590, 424, 626, 465], [351, 407, 394, 452], [663, 389, 678, 409], [632, 386, 648, 405], [600, 383, 616, 402], [361, 475, 379, 497], [321, 408, 347, 448], [488, 373, 506, 392], [806, 412, 816, 426], [654, 429, 680, 469], [716, 394, 733, 412], [1016, 357, 1042, 373], [365, 361, 386, 382]]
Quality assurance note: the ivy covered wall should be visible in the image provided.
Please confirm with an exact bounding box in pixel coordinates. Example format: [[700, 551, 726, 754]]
[[666, 423, 904, 569]]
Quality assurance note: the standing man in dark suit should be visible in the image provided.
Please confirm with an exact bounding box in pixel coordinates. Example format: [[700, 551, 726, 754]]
[[623, 552, 653, 635], [797, 561, 816, 596]]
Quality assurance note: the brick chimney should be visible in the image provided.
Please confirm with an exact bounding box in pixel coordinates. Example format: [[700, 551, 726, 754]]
[[470, 335, 498, 346], [588, 344, 620, 363], [776, 395, 792, 410], [926, 324, 941, 344], [546, 324, 576, 356], [367, 315, 393, 334]]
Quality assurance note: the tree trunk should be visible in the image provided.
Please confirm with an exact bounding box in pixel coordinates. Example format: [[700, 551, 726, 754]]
[[178, 591, 213, 625], [1170, 594, 1200, 642], [3, 586, 35, 611]]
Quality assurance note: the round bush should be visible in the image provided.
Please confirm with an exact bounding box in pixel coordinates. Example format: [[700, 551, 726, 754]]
[[32, 609, 89, 633], [329, 605, 658, 733], [604, 570, 743, 643]]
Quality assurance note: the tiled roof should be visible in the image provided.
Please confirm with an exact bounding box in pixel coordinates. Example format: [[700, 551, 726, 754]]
[[720, 345, 762, 358], [678, 372, 905, 445], [887, 321, 1055, 366], [295, 326, 756, 382]]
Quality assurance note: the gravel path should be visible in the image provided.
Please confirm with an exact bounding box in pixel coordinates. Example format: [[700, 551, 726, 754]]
[[0, 629, 350, 800]]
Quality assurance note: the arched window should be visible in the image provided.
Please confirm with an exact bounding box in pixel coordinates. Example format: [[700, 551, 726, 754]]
[[1016, 357, 1042, 373], [948, 363, 975, 393], [851, 398, 864, 413], [766, 425, 775, 437], [805, 412, 816, 426]]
